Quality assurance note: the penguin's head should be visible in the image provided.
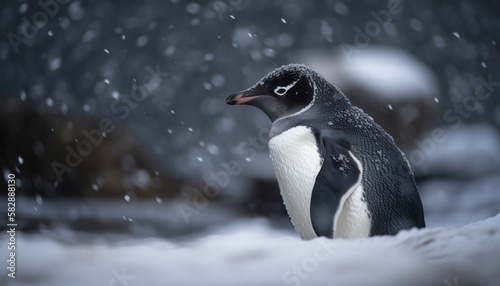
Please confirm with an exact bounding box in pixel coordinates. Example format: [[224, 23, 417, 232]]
[[226, 64, 316, 122]]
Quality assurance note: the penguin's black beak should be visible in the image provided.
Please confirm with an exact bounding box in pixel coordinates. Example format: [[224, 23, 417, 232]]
[[226, 92, 262, 105]]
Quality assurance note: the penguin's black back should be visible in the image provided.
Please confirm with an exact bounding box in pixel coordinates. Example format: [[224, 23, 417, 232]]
[[319, 75, 425, 235], [332, 106, 426, 235]]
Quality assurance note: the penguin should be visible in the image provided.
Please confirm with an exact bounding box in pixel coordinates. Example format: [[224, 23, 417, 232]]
[[226, 64, 425, 240]]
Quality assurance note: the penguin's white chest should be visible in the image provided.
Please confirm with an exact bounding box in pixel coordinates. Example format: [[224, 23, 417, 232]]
[[268, 126, 322, 240], [268, 125, 371, 240]]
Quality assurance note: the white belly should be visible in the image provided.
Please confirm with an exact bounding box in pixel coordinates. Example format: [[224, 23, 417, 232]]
[[334, 184, 371, 239], [269, 126, 322, 240], [268, 125, 371, 240]]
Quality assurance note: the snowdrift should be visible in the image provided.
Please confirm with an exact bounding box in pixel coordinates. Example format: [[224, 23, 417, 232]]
[[3, 214, 500, 286]]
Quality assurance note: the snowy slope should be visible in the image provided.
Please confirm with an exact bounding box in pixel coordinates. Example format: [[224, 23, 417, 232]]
[[2, 214, 499, 286]]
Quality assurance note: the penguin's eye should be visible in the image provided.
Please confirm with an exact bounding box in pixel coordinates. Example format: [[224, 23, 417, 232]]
[[274, 79, 300, 96], [275, 87, 287, 95]]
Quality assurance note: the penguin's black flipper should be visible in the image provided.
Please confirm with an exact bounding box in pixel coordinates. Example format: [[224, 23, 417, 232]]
[[310, 134, 361, 238]]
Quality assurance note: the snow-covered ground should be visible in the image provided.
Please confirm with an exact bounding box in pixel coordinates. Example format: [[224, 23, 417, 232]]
[[2, 168, 500, 286], [1, 214, 499, 286]]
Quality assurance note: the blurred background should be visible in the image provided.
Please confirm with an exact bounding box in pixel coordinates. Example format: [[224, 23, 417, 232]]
[[0, 0, 499, 284]]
